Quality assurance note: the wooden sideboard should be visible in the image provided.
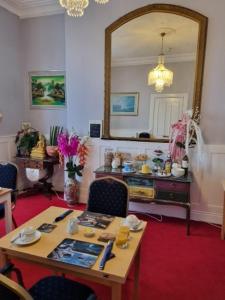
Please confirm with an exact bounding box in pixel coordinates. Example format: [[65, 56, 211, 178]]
[[94, 166, 192, 235]]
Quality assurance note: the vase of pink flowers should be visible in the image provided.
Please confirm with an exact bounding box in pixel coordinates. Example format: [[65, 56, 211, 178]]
[[57, 131, 88, 205]]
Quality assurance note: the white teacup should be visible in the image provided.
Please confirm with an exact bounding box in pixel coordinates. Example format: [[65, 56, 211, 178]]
[[124, 214, 139, 228], [20, 226, 36, 241]]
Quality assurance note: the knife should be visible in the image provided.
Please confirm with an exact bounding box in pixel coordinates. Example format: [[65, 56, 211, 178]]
[[53, 209, 74, 223], [99, 240, 114, 270], [11, 233, 21, 243]]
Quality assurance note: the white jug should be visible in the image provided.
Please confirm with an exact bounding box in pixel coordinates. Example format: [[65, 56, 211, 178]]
[[111, 158, 120, 169]]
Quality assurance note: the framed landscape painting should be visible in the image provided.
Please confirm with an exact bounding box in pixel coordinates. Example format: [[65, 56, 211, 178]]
[[29, 71, 66, 109], [110, 93, 139, 116]]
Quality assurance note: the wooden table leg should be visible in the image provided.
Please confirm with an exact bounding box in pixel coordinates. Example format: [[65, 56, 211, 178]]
[[4, 193, 13, 233], [111, 282, 122, 300], [132, 246, 141, 300]]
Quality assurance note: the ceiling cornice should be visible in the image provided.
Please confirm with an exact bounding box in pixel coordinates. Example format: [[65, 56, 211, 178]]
[[112, 53, 196, 67], [0, 0, 64, 18]]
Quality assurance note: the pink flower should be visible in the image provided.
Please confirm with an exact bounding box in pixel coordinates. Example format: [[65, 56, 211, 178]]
[[57, 132, 79, 158]]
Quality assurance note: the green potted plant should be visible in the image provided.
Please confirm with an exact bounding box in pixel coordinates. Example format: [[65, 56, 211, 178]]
[[46, 126, 63, 157], [15, 128, 39, 157]]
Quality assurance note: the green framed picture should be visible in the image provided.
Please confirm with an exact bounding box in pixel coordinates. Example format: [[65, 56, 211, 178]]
[[29, 71, 66, 109]]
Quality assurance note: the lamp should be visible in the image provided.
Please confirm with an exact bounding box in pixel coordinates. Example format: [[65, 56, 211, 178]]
[[59, 0, 110, 17], [148, 32, 173, 92]]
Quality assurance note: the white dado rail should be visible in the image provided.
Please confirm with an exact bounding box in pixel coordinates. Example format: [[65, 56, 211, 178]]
[[80, 138, 224, 225]]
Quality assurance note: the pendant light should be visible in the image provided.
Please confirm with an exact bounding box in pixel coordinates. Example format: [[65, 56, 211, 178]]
[[148, 32, 173, 92], [59, 0, 110, 17]]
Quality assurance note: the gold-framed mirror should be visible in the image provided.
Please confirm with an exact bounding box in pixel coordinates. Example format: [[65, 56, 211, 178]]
[[103, 4, 208, 142]]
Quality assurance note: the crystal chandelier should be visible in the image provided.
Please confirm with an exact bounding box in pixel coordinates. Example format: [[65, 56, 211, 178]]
[[148, 32, 173, 93], [59, 0, 110, 17]]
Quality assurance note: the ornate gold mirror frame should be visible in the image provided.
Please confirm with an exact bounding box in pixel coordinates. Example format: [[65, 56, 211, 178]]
[[103, 4, 208, 142]]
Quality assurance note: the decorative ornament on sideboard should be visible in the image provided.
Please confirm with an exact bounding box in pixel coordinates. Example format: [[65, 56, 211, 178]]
[[169, 108, 203, 168], [15, 124, 39, 157], [57, 131, 88, 205]]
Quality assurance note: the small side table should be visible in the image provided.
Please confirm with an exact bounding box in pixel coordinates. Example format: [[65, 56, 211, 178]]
[[221, 181, 225, 240], [16, 156, 59, 198]]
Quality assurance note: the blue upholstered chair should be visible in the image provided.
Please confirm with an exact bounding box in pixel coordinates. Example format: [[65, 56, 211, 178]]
[[0, 263, 97, 300], [0, 161, 18, 228], [87, 176, 129, 217]]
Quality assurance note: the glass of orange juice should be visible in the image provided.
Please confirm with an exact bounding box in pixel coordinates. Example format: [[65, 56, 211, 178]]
[[115, 225, 130, 248], [119, 225, 130, 237]]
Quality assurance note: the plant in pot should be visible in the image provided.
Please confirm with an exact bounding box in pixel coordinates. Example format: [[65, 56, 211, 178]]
[[57, 131, 89, 205], [46, 126, 63, 157], [15, 128, 39, 157]]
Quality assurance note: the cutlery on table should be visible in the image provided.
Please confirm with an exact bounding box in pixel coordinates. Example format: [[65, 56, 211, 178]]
[[11, 233, 21, 243]]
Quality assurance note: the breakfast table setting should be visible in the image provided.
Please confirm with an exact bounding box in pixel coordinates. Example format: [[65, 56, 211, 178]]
[[0, 206, 147, 300]]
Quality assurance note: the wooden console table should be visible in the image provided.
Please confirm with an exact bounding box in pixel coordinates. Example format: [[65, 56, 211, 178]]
[[16, 156, 59, 197], [94, 166, 192, 235]]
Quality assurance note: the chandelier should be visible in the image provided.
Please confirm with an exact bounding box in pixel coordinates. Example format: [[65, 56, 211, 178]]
[[59, 0, 110, 17], [148, 32, 173, 92]]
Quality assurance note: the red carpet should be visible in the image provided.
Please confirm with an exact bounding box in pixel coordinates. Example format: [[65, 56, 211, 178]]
[[0, 194, 225, 300]]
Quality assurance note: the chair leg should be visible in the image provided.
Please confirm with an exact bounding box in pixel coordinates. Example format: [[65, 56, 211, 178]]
[[12, 267, 25, 287], [12, 215, 17, 228], [0, 263, 24, 287]]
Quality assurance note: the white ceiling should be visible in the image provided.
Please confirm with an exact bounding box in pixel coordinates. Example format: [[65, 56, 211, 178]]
[[0, 0, 63, 18], [112, 12, 199, 66], [0, 1, 199, 66]]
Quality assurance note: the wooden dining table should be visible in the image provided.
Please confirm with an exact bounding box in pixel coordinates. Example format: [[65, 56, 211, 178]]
[[0, 206, 147, 300], [0, 188, 12, 233]]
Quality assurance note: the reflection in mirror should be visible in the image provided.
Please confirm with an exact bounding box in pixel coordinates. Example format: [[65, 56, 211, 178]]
[[104, 5, 207, 142], [110, 12, 198, 139]]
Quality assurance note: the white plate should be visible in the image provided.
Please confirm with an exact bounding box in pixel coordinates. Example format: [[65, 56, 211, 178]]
[[11, 230, 41, 246], [138, 171, 152, 175], [157, 173, 171, 177]]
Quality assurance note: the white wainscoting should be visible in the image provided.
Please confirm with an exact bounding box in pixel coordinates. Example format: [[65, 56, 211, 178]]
[[0, 135, 16, 161], [1, 135, 224, 224], [79, 139, 225, 225]]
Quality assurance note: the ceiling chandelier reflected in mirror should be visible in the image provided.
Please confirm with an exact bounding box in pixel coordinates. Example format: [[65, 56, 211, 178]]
[[148, 32, 173, 92], [59, 0, 110, 17]]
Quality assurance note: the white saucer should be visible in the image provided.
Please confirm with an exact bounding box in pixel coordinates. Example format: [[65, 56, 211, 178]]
[[157, 173, 171, 177], [123, 221, 143, 232], [130, 222, 144, 232], [138, 171, 152, 175], [11, 230, 41, 246], [122, 169, 136, 173]]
